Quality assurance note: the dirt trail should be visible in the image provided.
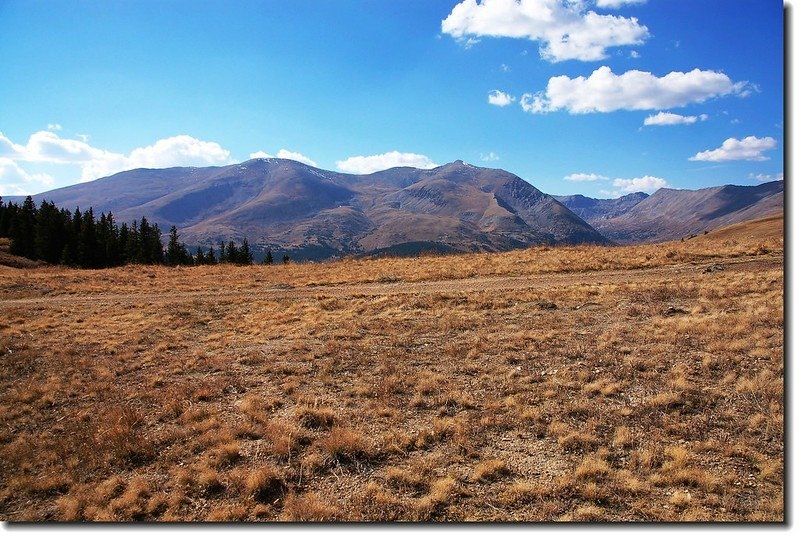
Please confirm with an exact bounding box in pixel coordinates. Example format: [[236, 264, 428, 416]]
[[0, 255, 782, 308]]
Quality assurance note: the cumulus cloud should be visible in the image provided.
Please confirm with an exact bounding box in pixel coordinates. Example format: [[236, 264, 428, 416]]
[[480, 152, 501, 162], [249, 150, 274, 159], [690, 136, 777, 162], [612, 175, 668, 193], [749, 172, 783, 182], [127, 135, 232, 169], [564, 172, 608, 181], [596, 0, 646, 8], [441, 0, 649, 62], [47, 123, 62, 131], [0, 157, 55, 196], [643, 111, 709, 126], [336, 151, 438, 174], [524, 66, 750, 114], [488, 90, 516, 106], [0, 130, 236, 183]]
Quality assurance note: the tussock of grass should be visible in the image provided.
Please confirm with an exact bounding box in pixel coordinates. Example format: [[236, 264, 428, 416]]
[[0, 216, 783, 521]]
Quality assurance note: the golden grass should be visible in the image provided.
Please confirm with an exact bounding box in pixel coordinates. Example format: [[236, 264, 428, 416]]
[[0, 215, 784, 521]]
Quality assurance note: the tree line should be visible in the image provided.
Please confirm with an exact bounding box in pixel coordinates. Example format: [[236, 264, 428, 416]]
[[0, 196, 277, 268]]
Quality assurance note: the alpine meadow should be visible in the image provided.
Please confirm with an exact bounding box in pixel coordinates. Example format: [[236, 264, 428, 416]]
[[0, 0, 787, 524]]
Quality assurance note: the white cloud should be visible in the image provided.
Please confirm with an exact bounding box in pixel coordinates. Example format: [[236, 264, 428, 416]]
[[690, 136, 777, 162], [525, 66, 750, 114], [564, 172, 608, 182], [749, 172, 783, 182], [643, 111, 709, 126], [441, 0, 650, 62], [488, 90, 516, 107], [629, 50, 640, 59], [336, 151, 438, 174], [0, 132, 26, 159], [249, 149, 317, 167], [520, 93, 547, 113], [275, 149, 317, 167], [480, 152, 500, 162], [127, 135, 232, 169], [500, 63, 511, 72], [612, 175, 668, 193], [0, 157, 55, 195], [596, 0, 646, 8], [0, 131, 235, 183], [47, 123, 62, 131]]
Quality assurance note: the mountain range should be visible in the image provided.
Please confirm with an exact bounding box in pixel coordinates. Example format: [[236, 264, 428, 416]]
[[5, 159, 783, 259], [553, 181, 784, 244]]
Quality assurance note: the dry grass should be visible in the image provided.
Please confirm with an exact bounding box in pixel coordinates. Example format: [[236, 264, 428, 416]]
[[0, 215, 784, 521]]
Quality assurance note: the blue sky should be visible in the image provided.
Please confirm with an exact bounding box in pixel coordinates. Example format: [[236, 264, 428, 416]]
[[0, 0, 786, 198]]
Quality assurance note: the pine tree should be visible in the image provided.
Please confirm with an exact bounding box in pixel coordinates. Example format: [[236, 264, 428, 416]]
[[166, 226, 183, 266], [226, 241, 238, 264], [78, 208, 97, 268], [263, 248, 273, 265], [240, 239, 253, 265], [10, 196, 37, 259], [206, 245, 217, 264]]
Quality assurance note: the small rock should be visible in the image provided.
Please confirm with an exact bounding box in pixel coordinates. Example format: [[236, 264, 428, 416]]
[[703, 264, 725, 273], [663, 306, 688, 316]]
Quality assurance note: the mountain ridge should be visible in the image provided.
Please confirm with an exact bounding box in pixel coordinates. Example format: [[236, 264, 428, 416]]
[[555, 181, 783, 244], [4, 159, 609, 259], [5, 160, 782, 258]]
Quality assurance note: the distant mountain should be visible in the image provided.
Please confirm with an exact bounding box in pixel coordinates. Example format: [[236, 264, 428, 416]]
[[556, 181, 783, 244], [7, 159, 609, 259], [552, 192, 649, 222]]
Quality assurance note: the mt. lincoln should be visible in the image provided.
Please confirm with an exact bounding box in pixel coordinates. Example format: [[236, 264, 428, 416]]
[[10, 159, 782, 260]]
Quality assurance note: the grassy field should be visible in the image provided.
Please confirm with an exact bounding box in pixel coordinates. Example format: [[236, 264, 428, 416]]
[[0, 215, 784, 521]]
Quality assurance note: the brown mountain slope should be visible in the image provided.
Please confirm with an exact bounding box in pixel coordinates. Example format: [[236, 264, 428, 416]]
[[561, 181, 783, 244], [9, 159, 608, 259]]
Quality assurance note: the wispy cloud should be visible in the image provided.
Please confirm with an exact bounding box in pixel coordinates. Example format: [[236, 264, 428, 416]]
[[749, 172, 783, 182], [643, 111, 709, 126], [564, 172, 609, 182], [596, 0, 647, 8]]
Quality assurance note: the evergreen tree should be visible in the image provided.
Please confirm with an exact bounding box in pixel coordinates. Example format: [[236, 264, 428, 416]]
[[282, 254, 290, 264], [206, 245, 217, 264], [10, 196, 37, 259], [263, 248, 273, 265], [226, 241, 238, 264], [166, 226, 183, 266], [240, 239, 253, 265], [195, 247, 206, 265], [78, 208, 98, 268], [34, 201, 66, 264], [218, 241, 227, 263]]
